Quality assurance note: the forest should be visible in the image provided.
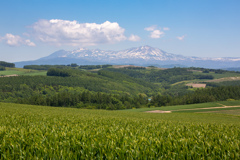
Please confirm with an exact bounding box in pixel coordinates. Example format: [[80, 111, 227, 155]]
[[0, 61, 15, 71], [0, 61, 15, 68], [1, 62, 240, 109]]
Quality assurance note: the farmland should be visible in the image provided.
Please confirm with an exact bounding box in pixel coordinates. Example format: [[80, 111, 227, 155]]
[[1, 103, 240, 159], [2, 65, 240, 109], [0, 67, 47, 76], [123, 101, 240, 115], [1, 63, 240, 158]]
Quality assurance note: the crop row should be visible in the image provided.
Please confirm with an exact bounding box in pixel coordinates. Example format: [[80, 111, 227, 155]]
[[0, 103, 239, 159]]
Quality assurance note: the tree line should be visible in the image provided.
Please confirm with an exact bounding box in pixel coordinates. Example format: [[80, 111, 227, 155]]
[[103, 67, 214, 84], [17, 91, 147, 110], [0, 61, 15, 68], [24, 64, 113, 70], [0, 61, 15, 70], [1, 66, 240, 109], [150, 85, 240, 107]]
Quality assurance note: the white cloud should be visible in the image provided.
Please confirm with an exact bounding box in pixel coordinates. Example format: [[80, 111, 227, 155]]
[[128, 34, 141, 41], [163, 27, 170, 31], [145, 25, 167, 39], [150, 30, 164, 39], [177, 35, 186, 41], [144, 25, 157, 31], [30, 19, 127, 46], [1, 33, 36, 47]]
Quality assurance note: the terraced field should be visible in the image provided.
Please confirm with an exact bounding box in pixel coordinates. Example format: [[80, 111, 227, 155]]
[[1, 103, 240, 159]]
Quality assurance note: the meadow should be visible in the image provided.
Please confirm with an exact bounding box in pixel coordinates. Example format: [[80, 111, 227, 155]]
[[0, 103, 240, 159]]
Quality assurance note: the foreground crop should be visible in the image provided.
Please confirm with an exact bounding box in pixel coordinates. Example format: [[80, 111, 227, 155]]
[[0, 103, 239, 159]]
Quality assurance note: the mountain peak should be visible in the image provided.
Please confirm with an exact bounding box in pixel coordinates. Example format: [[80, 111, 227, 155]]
[[37, 45, 240, 67], [72, 47, 89, 53], [131, 45, 153, 50], [15, 45, 240, 68], [141, 45, 151, 49]]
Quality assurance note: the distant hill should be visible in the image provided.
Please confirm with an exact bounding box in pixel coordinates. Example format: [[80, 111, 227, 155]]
[[15, 45, 240, 68], [223, 67, 240, 72]]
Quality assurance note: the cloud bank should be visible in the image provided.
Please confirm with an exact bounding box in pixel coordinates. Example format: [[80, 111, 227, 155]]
[[31, 19, 128, 46], [0, 34, 36, 47]]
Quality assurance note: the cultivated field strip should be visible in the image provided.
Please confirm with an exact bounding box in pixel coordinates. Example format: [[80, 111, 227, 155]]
[[0, 103, 240, 159]]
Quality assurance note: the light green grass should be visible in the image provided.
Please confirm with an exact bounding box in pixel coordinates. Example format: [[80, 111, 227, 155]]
[[219, 100, 240, 106], [0, 67, 47, 76], [203, 109, 240, 115], [174, 107, 240, 113], [125, 100, 240, 113], [125, 102, 222, 112]]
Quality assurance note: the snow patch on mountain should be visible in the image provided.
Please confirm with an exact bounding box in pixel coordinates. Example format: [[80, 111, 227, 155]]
[[42, 45, 240, 63]]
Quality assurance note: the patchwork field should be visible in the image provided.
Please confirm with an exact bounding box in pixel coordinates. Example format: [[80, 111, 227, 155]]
[[173, 71, 240, 85], [205, 76, 240, 83], [193, 71, 240, 79], [0, 67, 47, 76], [0, 103, 240, 159], [186, 83, 206, 88]]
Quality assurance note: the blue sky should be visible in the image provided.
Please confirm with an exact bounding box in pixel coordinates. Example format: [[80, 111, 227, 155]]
[[0, 0, 239, 62]]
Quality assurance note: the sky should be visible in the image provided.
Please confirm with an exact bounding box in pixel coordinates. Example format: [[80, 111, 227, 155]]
[[0, 0, 239, 62]]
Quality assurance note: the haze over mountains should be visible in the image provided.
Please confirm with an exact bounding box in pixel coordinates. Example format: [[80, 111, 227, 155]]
[[15, 45, 240, 69]]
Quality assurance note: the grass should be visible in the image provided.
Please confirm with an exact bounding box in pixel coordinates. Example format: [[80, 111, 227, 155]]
[[125, 100, 240, 115], [174, 107, 240, 113], [125, 102, 222, 112], [218, 100, 240, 106], [0, 67, 47, 76], [0, 103, 240, 159], [203, 109, 240, 115]]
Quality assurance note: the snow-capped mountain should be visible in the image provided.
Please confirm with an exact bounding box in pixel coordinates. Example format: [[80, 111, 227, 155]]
[[15, 45, 240, 68], [41, 45, 190, 62]]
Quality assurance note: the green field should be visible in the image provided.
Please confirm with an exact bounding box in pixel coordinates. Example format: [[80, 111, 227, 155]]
[[204, 109, 240, 115], [124, 102, 221, 112], [0, 103, 240, 159], [172, 71, 240, 85], [193, 71, 240, 79], [124, 100, 240, 113], [174, 106, 240, 113], [0, 67, 47, 76]]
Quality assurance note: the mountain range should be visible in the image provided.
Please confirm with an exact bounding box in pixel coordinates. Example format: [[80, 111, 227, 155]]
[[15, 45, 240, 69]]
